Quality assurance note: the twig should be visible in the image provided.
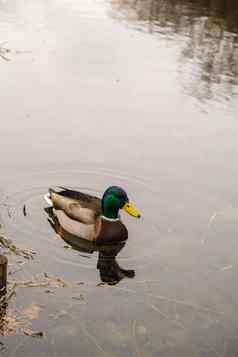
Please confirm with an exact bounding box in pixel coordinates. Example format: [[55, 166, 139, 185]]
[[10, 274, 69, 289], [12, 280, 50, 288]]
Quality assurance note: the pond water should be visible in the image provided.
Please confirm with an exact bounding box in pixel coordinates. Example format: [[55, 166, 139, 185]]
[[0, 0, 238, 355]]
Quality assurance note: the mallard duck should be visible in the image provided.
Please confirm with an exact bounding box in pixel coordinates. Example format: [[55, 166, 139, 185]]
[[44, 186, 141, 245]]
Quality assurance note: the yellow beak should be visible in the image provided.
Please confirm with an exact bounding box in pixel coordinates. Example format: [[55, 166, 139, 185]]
[[122, 202, 141, 218]]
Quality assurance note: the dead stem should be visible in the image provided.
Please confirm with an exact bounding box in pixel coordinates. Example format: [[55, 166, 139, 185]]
[[0, 235, 35, 259], [10, 280, 49, 288], [9, 274, 69, 289]]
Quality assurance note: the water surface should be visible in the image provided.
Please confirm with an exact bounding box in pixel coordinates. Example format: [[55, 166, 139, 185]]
[[0, 0, 238, 356]]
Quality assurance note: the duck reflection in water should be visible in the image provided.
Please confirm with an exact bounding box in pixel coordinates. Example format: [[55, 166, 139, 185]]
[[45, 206, 135, 285]]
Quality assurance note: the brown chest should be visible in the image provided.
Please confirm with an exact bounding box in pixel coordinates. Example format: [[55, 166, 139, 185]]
[[96, 219, 128, 245]]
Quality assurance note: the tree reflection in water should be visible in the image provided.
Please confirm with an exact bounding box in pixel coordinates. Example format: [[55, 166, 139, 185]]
[[111, 0, 238, 101]]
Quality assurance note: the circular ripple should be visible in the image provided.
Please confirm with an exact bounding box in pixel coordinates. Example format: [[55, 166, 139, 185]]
[[0, 164, 164, 269]]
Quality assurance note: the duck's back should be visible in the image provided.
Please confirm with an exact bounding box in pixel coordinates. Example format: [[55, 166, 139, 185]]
[[50, 188, 102, 216]]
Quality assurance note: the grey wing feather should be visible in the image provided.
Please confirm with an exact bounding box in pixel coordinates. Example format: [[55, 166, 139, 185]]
[[49, 188, 102, 222]]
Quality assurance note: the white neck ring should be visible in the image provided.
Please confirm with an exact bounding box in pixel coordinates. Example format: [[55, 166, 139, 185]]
[[101, 215, 120, 222]]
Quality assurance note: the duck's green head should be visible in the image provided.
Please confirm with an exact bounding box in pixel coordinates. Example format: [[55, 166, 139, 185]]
[[102, 186, 141, 220]]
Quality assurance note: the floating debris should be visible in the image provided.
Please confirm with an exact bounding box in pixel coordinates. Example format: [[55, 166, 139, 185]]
[[0, 236, 35, 259], [0, 43, 11, 61], [72, 294, 86, 303], [12, 280, 49, 288], [0, 42, 29, 62], [0, 236, 13, 249], [45, 289, 54, 294], [44, 273, 69, 288], [221, 265, 233, 271], [0, 299, 44, 337], [23, 328, 44, 338], [23, 205, 27, 217], [10, 273, 69, 289]]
